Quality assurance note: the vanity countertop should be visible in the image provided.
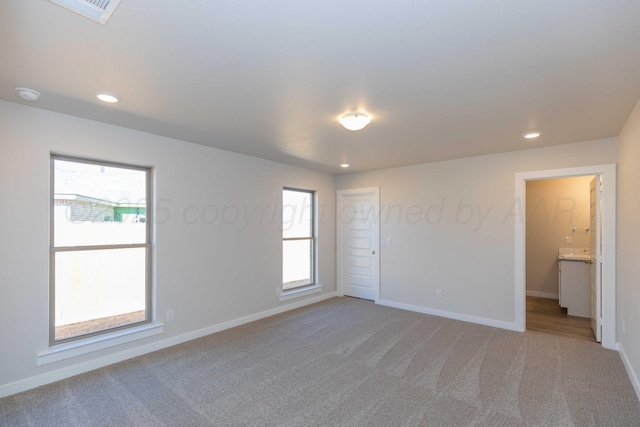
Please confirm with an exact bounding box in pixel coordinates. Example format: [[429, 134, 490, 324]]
[[558, 254, 593, 262], [558, 248, 593, 263]]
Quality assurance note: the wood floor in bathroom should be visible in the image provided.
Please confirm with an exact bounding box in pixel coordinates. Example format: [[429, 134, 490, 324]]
[[526, 296, 595, 341]]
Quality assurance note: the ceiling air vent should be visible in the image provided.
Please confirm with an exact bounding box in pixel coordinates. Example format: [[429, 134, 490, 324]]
[[48, 0, 123, 25]]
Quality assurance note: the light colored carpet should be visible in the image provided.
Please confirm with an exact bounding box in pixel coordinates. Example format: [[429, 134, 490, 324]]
[[1, 297, 639, 426]]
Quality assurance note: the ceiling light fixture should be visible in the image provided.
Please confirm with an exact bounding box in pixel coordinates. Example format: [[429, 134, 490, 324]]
[[15, 87, 41, 101], [523, 132, 541, 139], [339, 112, 371, 131], [95, 91, 120, 103], [340, 163, 350, 168]]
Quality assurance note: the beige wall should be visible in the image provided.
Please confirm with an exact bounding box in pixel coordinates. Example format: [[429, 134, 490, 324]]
[[618, 97, 640, 398], [0, 100, 336, 394], [336, 137, 617, 327], [526, 176, 593, 298]]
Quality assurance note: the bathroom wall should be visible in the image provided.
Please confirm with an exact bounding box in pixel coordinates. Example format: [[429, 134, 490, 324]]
[[525, 176, 593, 298]]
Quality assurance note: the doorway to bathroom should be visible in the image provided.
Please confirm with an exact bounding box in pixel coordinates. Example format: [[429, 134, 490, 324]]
[[514, 164, 617, 350], [525, 176, 595, 341]]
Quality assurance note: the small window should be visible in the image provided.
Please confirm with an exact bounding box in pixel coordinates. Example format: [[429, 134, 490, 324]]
[[50, 156, 152, 344], [282, 188, 315, 290]]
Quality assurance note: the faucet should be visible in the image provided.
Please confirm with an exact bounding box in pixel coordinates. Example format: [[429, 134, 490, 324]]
[[583, 248, 591, 253]]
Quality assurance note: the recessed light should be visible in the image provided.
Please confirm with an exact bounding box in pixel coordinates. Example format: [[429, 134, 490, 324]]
[[15, 87, 41, 101], [95, 91, 120, 103], [523, 132, 541, 139], [339, 112, 371, 131], [340, 163, 350, 168]]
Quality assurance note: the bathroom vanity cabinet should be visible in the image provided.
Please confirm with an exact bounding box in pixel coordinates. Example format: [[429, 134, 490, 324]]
[[558, 259, 591, 318]]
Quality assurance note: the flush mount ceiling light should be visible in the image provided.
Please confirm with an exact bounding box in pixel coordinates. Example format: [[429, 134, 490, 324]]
[[523, 132, 541, 139], [15, 87, 41, 101], [340, 163, 350, 168], [95, 91, 120, 103], [339, 112, 371, 131]]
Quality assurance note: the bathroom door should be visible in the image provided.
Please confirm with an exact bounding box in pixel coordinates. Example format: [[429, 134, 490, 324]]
[[590, 176, 602, 342]]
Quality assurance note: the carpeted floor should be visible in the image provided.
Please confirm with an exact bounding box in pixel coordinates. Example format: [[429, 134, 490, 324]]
[[2, 297, 639, 426]]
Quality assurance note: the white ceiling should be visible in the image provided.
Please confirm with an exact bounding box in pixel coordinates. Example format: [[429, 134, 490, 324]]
[[2, 1, 639, 174]]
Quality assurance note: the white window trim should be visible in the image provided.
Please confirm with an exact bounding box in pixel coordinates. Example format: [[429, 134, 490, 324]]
[[50, 155, 153, 345], [279, 284, 322, 302], [36, 322, 164, 366], [282, 187, 316, 292]]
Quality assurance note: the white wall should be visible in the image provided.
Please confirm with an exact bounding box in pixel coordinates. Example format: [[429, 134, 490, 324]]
[[336, 138, 618, 327], [0, 101, 336, 394], [618, 98, 640, 398], [526, 177, 593, 298]]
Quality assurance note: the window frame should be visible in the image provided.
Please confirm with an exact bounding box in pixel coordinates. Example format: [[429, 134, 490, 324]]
[[49, 154, 153, 346], [282, 187, 316, 291]]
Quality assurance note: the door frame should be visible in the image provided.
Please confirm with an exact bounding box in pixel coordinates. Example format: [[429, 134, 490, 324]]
[[514, 164, 617, 350], [336, 187, 380, 302], [589, 176, 602, 342]]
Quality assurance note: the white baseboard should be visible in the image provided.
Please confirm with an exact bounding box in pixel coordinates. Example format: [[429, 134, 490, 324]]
[[0, 292, 337, 399], [526, 290, 559, 300], [619, 343, 640, 402], [376, 299, 520, 332]]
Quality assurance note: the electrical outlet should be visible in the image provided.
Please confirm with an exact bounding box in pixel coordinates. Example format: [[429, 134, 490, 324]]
[[386, 237, 392, 245], [565, 236, 572, 244], [436, 289, 443, 298], [166, 310, 174, 322]]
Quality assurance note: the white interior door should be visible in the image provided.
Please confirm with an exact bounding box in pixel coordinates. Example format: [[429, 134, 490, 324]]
[[590, 176, 602, 342], [337, 188, 380, 301]]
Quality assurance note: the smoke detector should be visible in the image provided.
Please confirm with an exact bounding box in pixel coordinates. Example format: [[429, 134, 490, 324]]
[[48, 0, 123, 25], [15, 87, 41, 101]]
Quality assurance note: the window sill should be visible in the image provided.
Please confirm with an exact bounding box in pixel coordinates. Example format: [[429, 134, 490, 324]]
[[36, 322, 164, 366], [279, 284, 322, 302]]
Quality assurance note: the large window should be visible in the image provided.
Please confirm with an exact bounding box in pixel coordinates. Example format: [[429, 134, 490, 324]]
[[282, 188, 315, 290], [50, 156, 151, 344]]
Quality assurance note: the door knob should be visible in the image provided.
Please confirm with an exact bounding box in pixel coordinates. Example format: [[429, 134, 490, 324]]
[[372, 250, 376, 254]]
